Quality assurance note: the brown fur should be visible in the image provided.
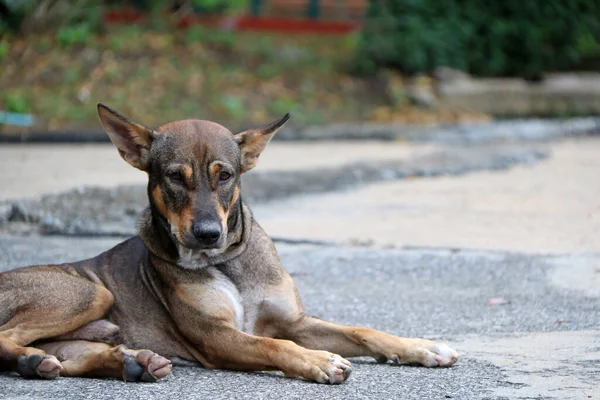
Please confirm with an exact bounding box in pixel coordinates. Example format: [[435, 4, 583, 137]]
[[0, 104, 458, 384]]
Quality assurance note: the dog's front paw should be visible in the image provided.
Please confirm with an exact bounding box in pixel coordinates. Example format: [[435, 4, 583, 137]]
[[299, 351, 352, 384], [389, 339, 458, 367]]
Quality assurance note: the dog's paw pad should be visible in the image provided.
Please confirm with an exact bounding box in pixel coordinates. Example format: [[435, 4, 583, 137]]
[[120, 347, 171, 382], [17, 354, 63, 379]]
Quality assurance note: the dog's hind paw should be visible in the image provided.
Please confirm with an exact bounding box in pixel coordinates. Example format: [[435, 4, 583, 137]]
[[17, 354, 63, 379], [390, 339, 459, 367], [119, 347, 172, 382], [429, 343, 459, 367]]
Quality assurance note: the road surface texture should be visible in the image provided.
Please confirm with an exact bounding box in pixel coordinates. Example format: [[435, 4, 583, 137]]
[[0, 137, 599, 399]]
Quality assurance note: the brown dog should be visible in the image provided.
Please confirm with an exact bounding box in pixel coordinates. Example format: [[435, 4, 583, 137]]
[[0, 104, 458, 384]]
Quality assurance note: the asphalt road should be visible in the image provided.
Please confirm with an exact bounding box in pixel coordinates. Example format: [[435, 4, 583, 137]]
[[1, 137, 598, 399], [1, 236, 598, 400]]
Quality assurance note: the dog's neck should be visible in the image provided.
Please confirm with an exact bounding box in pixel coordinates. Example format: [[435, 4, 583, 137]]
[[137, 199, 253, 269]]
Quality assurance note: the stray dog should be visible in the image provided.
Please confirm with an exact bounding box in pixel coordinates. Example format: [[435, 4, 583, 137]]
[[0, 104, 458, 383]]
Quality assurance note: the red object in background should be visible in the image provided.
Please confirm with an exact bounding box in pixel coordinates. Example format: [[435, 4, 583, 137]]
[[104, 11, 359, 34], [235, 16, 357, 34], [104, 9, 145, 24]]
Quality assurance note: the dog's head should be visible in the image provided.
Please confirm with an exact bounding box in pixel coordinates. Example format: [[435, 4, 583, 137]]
[[97, 103, 289, 253]]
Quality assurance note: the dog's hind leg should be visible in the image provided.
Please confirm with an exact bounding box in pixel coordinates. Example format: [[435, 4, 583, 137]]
[[50, 319, 122, 344], [0, 266, 114, 379], [36, 341, 172, 382]]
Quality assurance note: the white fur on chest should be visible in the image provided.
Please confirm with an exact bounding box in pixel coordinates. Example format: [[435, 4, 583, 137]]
[[205, 267, 262, 334], [180, 262, 299, 335], [205, 267, 246, 331]]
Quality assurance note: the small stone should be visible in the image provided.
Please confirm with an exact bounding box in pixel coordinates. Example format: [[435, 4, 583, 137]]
[[488, 297, 508, 305]]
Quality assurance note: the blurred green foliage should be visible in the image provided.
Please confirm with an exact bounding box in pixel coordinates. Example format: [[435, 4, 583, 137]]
[[0, 39, 8, 59], [3, 91, 31, 113], [0, 0, 103, 37], [353, 0, 600, 78], [186, 25, 236, 51], [218, 94, 246, 120], [56, 23, 94, 48], [0, 0, 247, 37], [136, 0, 246, 13], [190, 0, 247, 13]]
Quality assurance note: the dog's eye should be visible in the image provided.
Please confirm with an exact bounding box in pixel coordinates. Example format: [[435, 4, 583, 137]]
[[219, 171, 231, 182], [168, 171, 184, 184]]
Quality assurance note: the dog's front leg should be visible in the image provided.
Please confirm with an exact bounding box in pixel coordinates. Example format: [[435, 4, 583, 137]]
[[188, 325, 351, 383], [169, 283, 351, 384], [283, 316, 458, 367]]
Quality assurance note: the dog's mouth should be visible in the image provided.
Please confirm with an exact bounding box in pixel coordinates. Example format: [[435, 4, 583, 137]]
[[175, 241, 229, 269]]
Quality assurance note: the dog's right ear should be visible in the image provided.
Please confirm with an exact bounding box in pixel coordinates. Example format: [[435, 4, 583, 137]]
[[97, 103, 154, 171]]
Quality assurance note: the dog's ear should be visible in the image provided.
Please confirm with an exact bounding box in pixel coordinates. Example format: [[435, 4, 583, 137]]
[[235, 113, 290, 173], [97, 103, 155, 171]]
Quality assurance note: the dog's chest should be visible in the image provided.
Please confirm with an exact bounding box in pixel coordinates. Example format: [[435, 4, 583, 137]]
[[204, 267, 262, 334]]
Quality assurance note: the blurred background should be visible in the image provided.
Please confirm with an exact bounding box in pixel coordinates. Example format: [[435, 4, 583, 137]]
[[1, 0, 599, 135]]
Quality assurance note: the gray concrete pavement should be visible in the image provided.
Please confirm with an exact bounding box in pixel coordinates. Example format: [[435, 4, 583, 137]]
[[254, 138, 600, 254], [1, 236, 598, 400], [0, 137, 599, 399]]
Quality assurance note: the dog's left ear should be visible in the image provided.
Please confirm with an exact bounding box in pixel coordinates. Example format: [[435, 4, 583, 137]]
[[235, 113, 290, 173]]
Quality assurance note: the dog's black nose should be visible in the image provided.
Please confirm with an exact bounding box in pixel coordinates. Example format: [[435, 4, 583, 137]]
[[192, 221, 222, 245]]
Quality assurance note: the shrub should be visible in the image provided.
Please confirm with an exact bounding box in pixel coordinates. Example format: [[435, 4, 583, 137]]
[[353, 0, 600, 78]]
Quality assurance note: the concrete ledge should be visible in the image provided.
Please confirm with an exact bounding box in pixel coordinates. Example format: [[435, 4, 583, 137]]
[[438, 70, 600, 116]]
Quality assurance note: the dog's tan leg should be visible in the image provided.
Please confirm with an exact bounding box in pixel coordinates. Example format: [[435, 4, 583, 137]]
[[36, 341, 171, 381], [282, 316, 458, 367], [188, 325, 351, 384], [170, 278, 351, 384], [0, 266, 114, 379]]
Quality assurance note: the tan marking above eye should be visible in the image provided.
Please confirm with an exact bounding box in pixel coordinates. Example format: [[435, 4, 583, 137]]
[[182, 165, 193, 181], [209, 162, 222, 176]]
